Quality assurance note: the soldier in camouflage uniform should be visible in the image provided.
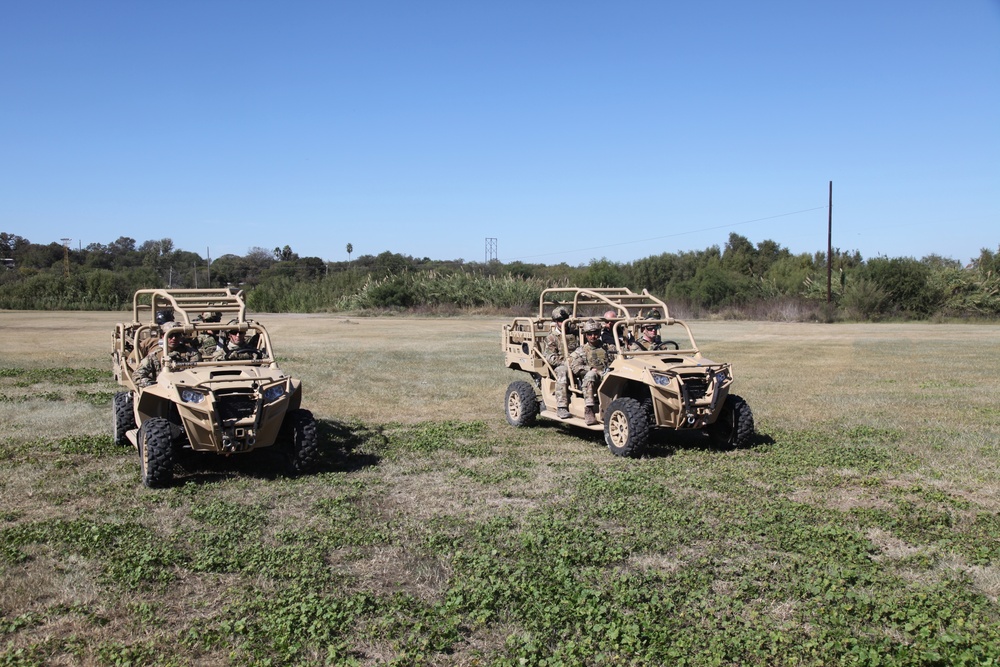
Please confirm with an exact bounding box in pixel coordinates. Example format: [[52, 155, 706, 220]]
[[543, 306, 579, 419], [133, 322, 203, 388], [194, 311, 223, 356], [570, 319, 613, 424], [628, 321, 663, 351], [137, 309, 177, 358], [213, 328, 259, 361]]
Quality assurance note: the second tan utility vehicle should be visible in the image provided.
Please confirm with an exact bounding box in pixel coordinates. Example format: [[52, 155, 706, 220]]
[[502, 288, 754, 458], [112, 288, 318, 487]]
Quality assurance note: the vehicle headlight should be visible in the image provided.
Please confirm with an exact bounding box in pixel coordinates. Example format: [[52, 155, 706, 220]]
[[263, 384, 286, 403], [714, 369, 731, 384], [180, 388, 206, 404], [652, 373, 673, 387]]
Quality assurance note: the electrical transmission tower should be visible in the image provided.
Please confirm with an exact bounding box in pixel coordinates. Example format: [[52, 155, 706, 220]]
[[485, 237, 497, 263]]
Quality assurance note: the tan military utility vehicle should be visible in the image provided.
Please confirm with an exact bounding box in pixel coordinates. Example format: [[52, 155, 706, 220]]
[[502, 288, 754, 457], [112, 288, 318, 487]]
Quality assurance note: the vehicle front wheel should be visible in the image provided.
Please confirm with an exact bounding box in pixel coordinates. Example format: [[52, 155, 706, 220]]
[[281, 409, 319, 474], [138, 418, 174, 488], [604, 397, 649, 458], [112, 391, 136, 447], [707, 394, 755, 449], [504, 380, 539, 427]]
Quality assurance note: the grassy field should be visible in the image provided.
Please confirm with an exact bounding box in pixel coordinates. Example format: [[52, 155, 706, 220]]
[[1, 311, 998, 666]]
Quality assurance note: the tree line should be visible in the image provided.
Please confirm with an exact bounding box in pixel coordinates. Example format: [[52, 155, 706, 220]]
[[2, 231, 999, 320]]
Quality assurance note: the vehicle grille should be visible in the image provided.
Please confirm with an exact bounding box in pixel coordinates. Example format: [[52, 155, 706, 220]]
[[680, 377, 710, 400], [217, 393, 257, 420]]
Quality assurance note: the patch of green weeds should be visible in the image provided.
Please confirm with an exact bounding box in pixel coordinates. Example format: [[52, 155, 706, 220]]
[[1, 436, 123, 462], [75, 390, 115, 406], [919, 379, 974, 389], [382, 420, 491, 457], [452, 453, 535, 484], [94, 640, 159, 666], [0, 643, 50, 666], [0, 519, 184, 588], [441, 495, 1000, 666], [214, 587, 378, 664], [311, 495, 398, 548], [189, 499, 269, 532], [0, 367, 106, 386], [0, 612, 43, 635], [842, 424, 904, 445], [55, 434, 120, 456]]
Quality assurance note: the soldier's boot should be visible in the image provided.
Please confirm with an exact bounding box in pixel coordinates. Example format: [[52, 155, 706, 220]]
[[557, 406, 571, 419], [584, 406, 598, 425]]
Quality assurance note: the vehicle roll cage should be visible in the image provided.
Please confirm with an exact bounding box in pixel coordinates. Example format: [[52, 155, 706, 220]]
[[131, 287, 247, 326], [538, 287, 699, 356]]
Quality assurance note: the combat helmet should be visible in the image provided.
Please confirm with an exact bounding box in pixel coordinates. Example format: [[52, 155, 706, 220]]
[[551, 306, 570, 322], [582, 319, 602, 334]]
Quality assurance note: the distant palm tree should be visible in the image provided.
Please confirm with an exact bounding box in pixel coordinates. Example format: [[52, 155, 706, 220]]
[[346, 243, 353, 262]]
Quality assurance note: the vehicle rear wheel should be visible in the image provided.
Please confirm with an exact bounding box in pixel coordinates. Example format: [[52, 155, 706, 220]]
[[281, 409, 319, 474], [138, 418, 174, 488], [505, 380, 539, 427], [604, 397, 649, 458], [707, 394, 755, 449], [112, 391, 135, 447]]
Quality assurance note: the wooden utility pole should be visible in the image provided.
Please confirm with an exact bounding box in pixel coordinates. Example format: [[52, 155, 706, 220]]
[[826, 181, 833, 304]]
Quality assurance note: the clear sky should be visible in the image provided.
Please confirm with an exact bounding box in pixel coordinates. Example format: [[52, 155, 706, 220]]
[[2, 1, 998, 266]]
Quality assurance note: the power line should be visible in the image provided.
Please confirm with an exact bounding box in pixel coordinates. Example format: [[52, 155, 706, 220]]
[[500, 205, 830, 263]]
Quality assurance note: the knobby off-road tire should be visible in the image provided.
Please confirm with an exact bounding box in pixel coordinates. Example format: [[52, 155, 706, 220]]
[[138, 418, 174, 488], [504, 380, 539, 427], [281, 409, 319, 474], [112, 391, 136, 447], [707, 394, 755, 449], [604, 397, 650, 458]]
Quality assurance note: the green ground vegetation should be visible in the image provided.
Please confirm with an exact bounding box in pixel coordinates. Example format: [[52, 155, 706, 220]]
[[0, 318, 998, 665]]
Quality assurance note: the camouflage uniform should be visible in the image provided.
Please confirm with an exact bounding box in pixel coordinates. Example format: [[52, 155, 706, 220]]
[[194, 311, 222, 356], [628, 331, 662, 351], [570, 339, 612, 407], [133, 342, 202, 388], [212, 334, 258, 361], [197, 333, 221, 356], [138, 330, 161, 358], [544, 323, 579, 408]]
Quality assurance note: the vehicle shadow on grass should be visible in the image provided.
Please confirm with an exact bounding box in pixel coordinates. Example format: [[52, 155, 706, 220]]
[[169, 418, 382, 486], [538, 420, 775, 459]]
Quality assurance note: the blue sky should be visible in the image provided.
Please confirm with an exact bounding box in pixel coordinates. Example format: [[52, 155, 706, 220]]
[[2, 1, 998, 266]]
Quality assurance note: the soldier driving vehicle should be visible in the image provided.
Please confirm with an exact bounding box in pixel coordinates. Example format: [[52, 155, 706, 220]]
[[502, 287, 755, 458]]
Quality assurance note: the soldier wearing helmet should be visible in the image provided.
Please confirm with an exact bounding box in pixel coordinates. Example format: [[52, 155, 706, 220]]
[[133, 322, 203, 388], [138, 309, 176, 358], [213, 320, 260, 361], [570, 319, 613, 424], [194, 311, 224, 356], [543, 305, 579, 419], [629, 314, 663, 351]]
